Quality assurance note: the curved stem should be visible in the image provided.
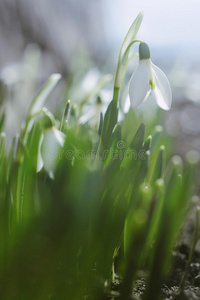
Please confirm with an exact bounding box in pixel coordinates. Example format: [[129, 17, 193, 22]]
[[113, 39, 142, 103]]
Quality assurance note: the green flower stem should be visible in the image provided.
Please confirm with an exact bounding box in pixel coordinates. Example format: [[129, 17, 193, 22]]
[[113, 39, 142, 103], [103, 38, 142, 152], [113, 86, 120, 103]]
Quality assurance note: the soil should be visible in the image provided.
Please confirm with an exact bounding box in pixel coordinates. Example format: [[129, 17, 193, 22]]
[[108, 205, 200, 300]]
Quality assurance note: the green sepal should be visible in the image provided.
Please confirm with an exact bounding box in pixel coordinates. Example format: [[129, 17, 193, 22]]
[[139, 42, 151, 60], [39, 108, 56, 129]]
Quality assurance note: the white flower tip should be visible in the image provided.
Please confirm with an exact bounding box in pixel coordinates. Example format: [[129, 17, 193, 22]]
[[171, 155, 183, 166], [0, 132, 6, 138], [161, 101, 172, 111], [139, 11, 144, 17], [51, 73, 62, 81], [160, 145, 165, 151], [186, 150, 200, 165], [155, 125, 163, 133]]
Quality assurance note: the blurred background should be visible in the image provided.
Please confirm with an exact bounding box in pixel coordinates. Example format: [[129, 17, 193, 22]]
[[1, 0, 200, 153]]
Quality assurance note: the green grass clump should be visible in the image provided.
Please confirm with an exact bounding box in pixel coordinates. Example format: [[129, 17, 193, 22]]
[[0, 13, 198, 300]]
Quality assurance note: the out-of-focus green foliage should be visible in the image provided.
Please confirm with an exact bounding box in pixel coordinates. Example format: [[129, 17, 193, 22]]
[[0, 74, 198, 300]]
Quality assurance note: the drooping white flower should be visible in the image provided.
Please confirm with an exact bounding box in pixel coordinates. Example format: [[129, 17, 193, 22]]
[[37, 126, 66, 179], [128, 42, 172, 110]]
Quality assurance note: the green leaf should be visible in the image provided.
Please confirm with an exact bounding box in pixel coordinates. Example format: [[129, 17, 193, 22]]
[[119, 123, 145, 177], [0, 111, 5, 132], [105, 123, 122, 166], [150, 125, 163, 152], [120, 12, 143, 60], [100, 99, 118, 151], [28, 73, 61, 117], [142, 135, 152, 152], [179, 150, 200, 206], [98, 112, 103, 136], [151, 145, 165, 185], [114, 12, 143, 89], [130, 122, 145, 152]]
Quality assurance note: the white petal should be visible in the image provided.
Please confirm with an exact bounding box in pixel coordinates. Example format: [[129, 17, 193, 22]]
[[152, 63, 172, 110], [128, 61, 151, 108], [52, 127, 65, 147], [37, 134, 44, 172], [41, 127, 66, 176]]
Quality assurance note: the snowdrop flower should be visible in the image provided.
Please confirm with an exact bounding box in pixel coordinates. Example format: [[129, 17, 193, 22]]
[[37, 126, 66, 179], [128, 42, 172, 110]]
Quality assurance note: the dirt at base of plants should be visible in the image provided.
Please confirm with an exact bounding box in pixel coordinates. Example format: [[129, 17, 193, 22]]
[[130, 250, 200, 300], [108, 253, 200, 300], [108, 206, 200, 300]]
